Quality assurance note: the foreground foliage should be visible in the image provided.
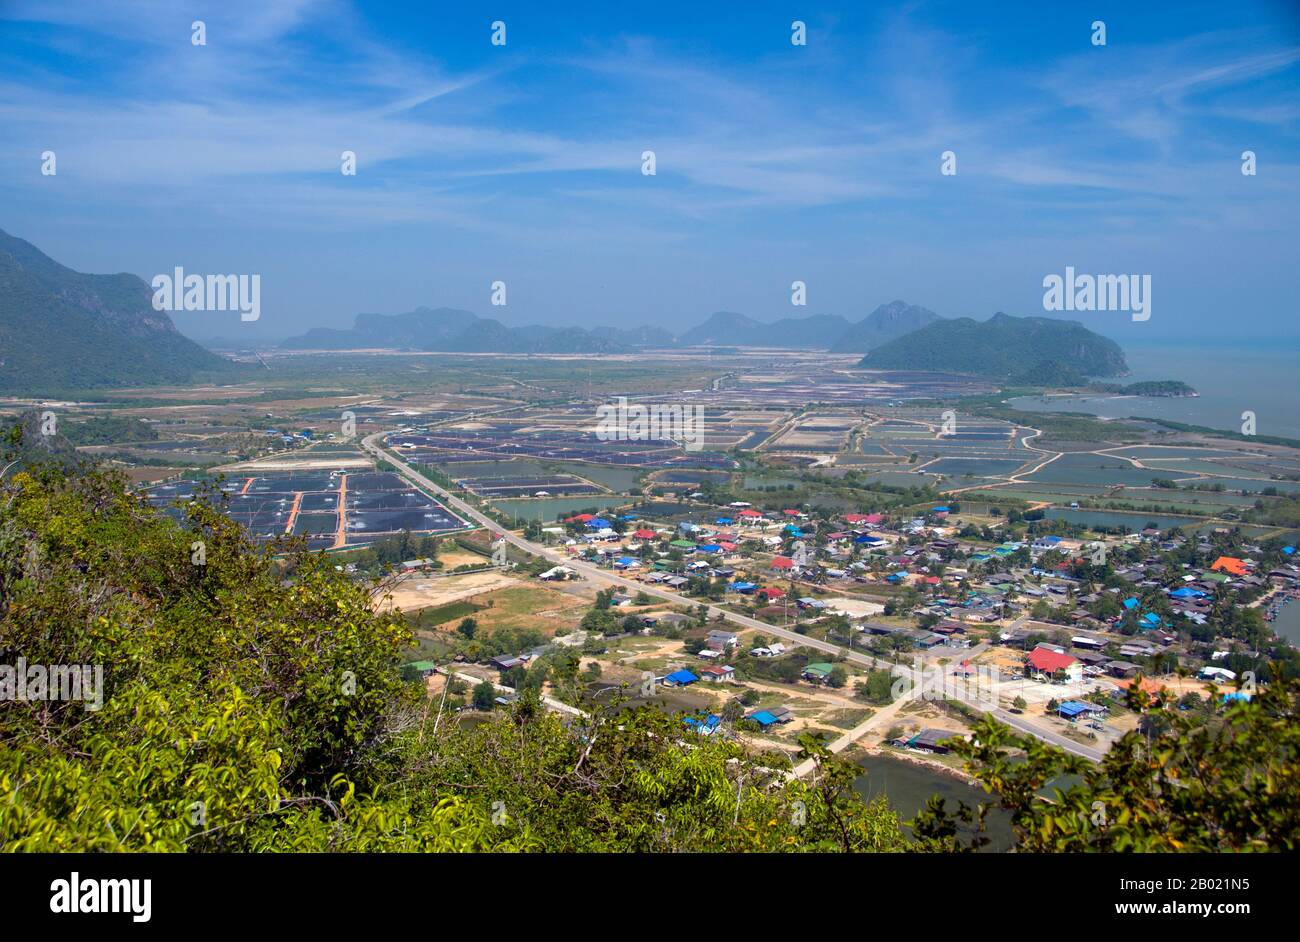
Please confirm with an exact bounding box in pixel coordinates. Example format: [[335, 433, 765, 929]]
[[4, 461, 1296, 852], [915, 677, 1300, 851], [0, 464, 906, 851]]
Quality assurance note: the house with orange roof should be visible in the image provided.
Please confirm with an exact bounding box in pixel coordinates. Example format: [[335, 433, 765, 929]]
[[1210, 556, 1250, 577]]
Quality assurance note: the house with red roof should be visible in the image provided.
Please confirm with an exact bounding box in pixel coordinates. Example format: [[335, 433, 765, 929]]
[[771, 556, 794, 571], [1025, 647, 1082, 683], [757, 587, 785, 600], [632, 528, 658, 540]]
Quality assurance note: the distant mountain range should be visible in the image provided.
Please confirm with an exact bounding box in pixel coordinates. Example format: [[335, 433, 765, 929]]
[[0, 229, 232, 392], [858, 312, 1129, 379], [829, 301, 941, 352], [675, 311, 854, 349], [282, 299, 942, 354], [281, 306, 632, 354], [0, 227, 1131, 392]]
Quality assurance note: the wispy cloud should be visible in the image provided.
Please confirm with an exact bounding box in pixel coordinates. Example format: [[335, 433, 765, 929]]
[[2, 1, 1297, 337]]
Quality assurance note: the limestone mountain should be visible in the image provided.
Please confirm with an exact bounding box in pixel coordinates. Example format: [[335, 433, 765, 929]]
[[0, 228, 232, 392], [830, 300, 942, 352], [858, 312, 1128, 379]]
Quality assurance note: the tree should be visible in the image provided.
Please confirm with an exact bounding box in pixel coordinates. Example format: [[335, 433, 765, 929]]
[[456, 617, 477, 640], [580, 606, 618, 637], [472, 680, 498, 711], [915, 672, 1300, 851], [0, 462, 918, 853], [827, 665, 849, 689], [856, 670, 895, 705]]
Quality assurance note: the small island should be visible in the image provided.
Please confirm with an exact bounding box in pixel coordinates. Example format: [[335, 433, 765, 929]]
[[1089, 380, 1199, 398]]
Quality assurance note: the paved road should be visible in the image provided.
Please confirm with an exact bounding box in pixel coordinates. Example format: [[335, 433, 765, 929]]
[[362, 429, 1104, 763]]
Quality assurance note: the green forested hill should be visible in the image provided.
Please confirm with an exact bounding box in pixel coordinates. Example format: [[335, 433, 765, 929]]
[[0, 229, 233, 393], [858, 312, 1128, 379]]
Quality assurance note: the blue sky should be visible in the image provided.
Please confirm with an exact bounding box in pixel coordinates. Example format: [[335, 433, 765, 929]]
[[2, 0, 1298, 344]]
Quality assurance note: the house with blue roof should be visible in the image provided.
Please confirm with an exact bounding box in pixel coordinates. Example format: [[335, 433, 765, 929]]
[[684, 713, 721, 735], [586, 518, 610, 529], [746, 710, 778, 728], [1057, 700, 1107, 721], [696, 543, 723, 554], [1122, 597, 1139, 610], [663, 669, 698, 687]]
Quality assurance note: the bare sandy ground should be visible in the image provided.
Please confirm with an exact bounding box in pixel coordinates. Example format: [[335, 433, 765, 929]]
[[820, 597, 886, 617], [437, 549, 489, 568], [380, 570, 522, 612]]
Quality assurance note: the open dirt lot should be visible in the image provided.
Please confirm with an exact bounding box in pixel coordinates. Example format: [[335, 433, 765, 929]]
[[437, 548, 490, 568], [821, 597, 886, 617], [381, 570, 522, 612], [469, 585, 590, 636]]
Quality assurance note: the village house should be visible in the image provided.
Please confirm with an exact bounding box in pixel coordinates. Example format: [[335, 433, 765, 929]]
[[699, 665, 736, 683], [1025, 647, 1082, 683], [706, 629, 740, 652]]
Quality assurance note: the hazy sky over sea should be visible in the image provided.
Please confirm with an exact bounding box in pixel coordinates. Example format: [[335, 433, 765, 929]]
[[2, 0, 1298, 343]]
